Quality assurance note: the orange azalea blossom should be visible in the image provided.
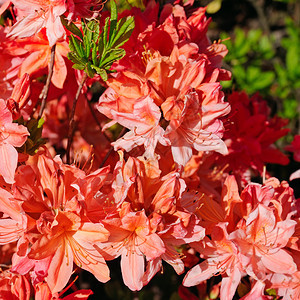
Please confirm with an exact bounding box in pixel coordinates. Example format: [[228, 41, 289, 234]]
[[0, 150, 111, 293], [232, 203, 297, 280], [98, 48, 230, 166], [183, 176, 299, 299], [0, 188, 27, 246], [0, 27, 24, 100], [94, 155, 205, 291], [183, 223, 245, 300], [66, 0, 103, 20], [4, 0, 103, 46], [6, 29, 69, 89], [8, 0, 67, 46], [6, 73, 30, 120]]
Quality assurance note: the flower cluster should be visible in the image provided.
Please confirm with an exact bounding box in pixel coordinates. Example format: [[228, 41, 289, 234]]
[[0, 0, 298, 299]]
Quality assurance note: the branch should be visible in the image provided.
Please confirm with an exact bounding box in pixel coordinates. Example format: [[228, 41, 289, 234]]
[[66, 73, 88, 164], [248, 0, 270, 36], [38, 44, 56, 118]]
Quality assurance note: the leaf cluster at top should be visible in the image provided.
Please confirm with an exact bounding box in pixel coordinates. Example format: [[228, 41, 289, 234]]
[[62, 1, 135, 81]]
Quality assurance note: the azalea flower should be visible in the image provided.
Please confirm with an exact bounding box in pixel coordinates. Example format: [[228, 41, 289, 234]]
[[8, 0, 67, 46], [96, 155, 205, 290], [232, 204, 297, 280], [6, 29, 69, 89], [183, 223, 245, 300], [0, 150, 112, 293]]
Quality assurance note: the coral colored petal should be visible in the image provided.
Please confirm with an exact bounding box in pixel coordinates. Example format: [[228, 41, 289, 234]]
[[240, 280, 272, 300], [0, 1, 11, 16], [0, 143, 18, 184], [290, 169, 300, 181], [142, 258, 162, 286], [162, 252, 185, 274], [261, 249, 297, 274], [73, 242, 110, 283], [51, 51, 67, 89], [8, 13, 44, 38], [183, 261, 218, 287], [0, 218, 24, 244], [0, 99, 12, 124], [121, 251, 144, 291], [220, 267, 241, 300], [137, 233, 165, 260], [72, 223, 110, 244], [171, 144, 193, 166], [19, 50, 49, 77], [4, 123, 29, 147], [46, 243, 73, 293], [45, 7, 65, 46]]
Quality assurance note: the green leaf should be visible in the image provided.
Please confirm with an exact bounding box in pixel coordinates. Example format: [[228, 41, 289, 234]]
[[234, 28, 250, 57], [92, 40, 98, 65], [83, 35, 91, 58], [91, 65, 108, 81], [70, 35, 84, 57], [252, 71, 275, 90], [66, 4, 134, 80], [37, 118, 45, 128], [72, 63, 85, 70], [109, 0, 118, 41], [247, 29, 262, 45], [60, 16, 83, 39], [286, 45, 298, 77], [99, 17, 110, 57], [247, 66, 260, 83], [81, 19, 86, 35], [67, 52, 84, 65], [206, 0, 222, 14], [100, 48, 126, 68], [111, 16, 135, 48], [85, 20, 100, 46], [15, 117, 46, 156], [85, 62, 95, 78]]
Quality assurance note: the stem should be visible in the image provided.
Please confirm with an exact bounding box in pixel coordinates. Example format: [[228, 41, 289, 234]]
[[66, 73, 88, 164], [0, 264, 11, 269], [248, 0, 270, 36], [38, 44, 56, 118]]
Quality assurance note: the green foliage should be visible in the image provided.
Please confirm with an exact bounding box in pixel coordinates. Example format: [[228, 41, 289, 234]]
[[274, 18, 300, 119], [16, 118, 46, 156], [221, 19, 300, 120], [221, 28, 275, 93], [63, 1, 135, 81]]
